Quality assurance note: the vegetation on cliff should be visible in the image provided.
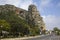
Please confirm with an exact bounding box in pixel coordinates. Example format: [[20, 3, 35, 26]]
[[0, 5, 40, 38]]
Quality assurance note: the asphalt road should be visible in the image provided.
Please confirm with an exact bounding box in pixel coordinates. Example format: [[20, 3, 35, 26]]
[[1, 35, 60, 40], [24, 35, 60, 40]]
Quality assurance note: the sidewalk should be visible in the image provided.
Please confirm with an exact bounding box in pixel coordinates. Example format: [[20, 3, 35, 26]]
[[1, 35, 41, 40]]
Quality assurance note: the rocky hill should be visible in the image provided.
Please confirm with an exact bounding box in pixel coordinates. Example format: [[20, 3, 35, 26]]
[[0, 4, 40, 37]]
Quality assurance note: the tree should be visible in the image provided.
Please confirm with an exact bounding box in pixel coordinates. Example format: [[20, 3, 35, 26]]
[[0, 7, 40, 37], [0, 19, 10, 31], [0, 19, 11, 37], [54, 27, 59, 31], [53, 27, 60, 35]]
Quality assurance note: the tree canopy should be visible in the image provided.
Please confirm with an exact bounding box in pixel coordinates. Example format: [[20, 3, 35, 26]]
[[0, 10, 40, 37]]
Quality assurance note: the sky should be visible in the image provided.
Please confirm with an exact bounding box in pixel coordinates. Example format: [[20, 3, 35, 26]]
[[0, 0, 60, 30]]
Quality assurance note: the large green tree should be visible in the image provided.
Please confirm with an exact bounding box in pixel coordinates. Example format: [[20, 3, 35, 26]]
[[53, 27, 60, 35], [0, 20, 10, 31]]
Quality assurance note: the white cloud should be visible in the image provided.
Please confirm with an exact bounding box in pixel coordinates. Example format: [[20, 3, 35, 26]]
[[0, 0, 36, 10], [0, 0, 20, 6], [42, 15, 60, 30], [39, 0, 60, 30], [39, 0, 53, 16], [18, 0, 34, 10], [40, 0, 52, 7]]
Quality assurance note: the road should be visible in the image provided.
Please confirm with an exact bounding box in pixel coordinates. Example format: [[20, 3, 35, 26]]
[[1, 35, 60, 40], [24, 35, 60, 40]]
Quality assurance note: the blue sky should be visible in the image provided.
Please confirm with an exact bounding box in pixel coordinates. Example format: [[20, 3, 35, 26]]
[[0, 0, 60, 30]]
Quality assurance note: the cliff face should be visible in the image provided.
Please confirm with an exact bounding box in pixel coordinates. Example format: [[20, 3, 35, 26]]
[[27, 5, 46, 31], [0, 4, 28, 20], [0, 4, 45, 33]]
